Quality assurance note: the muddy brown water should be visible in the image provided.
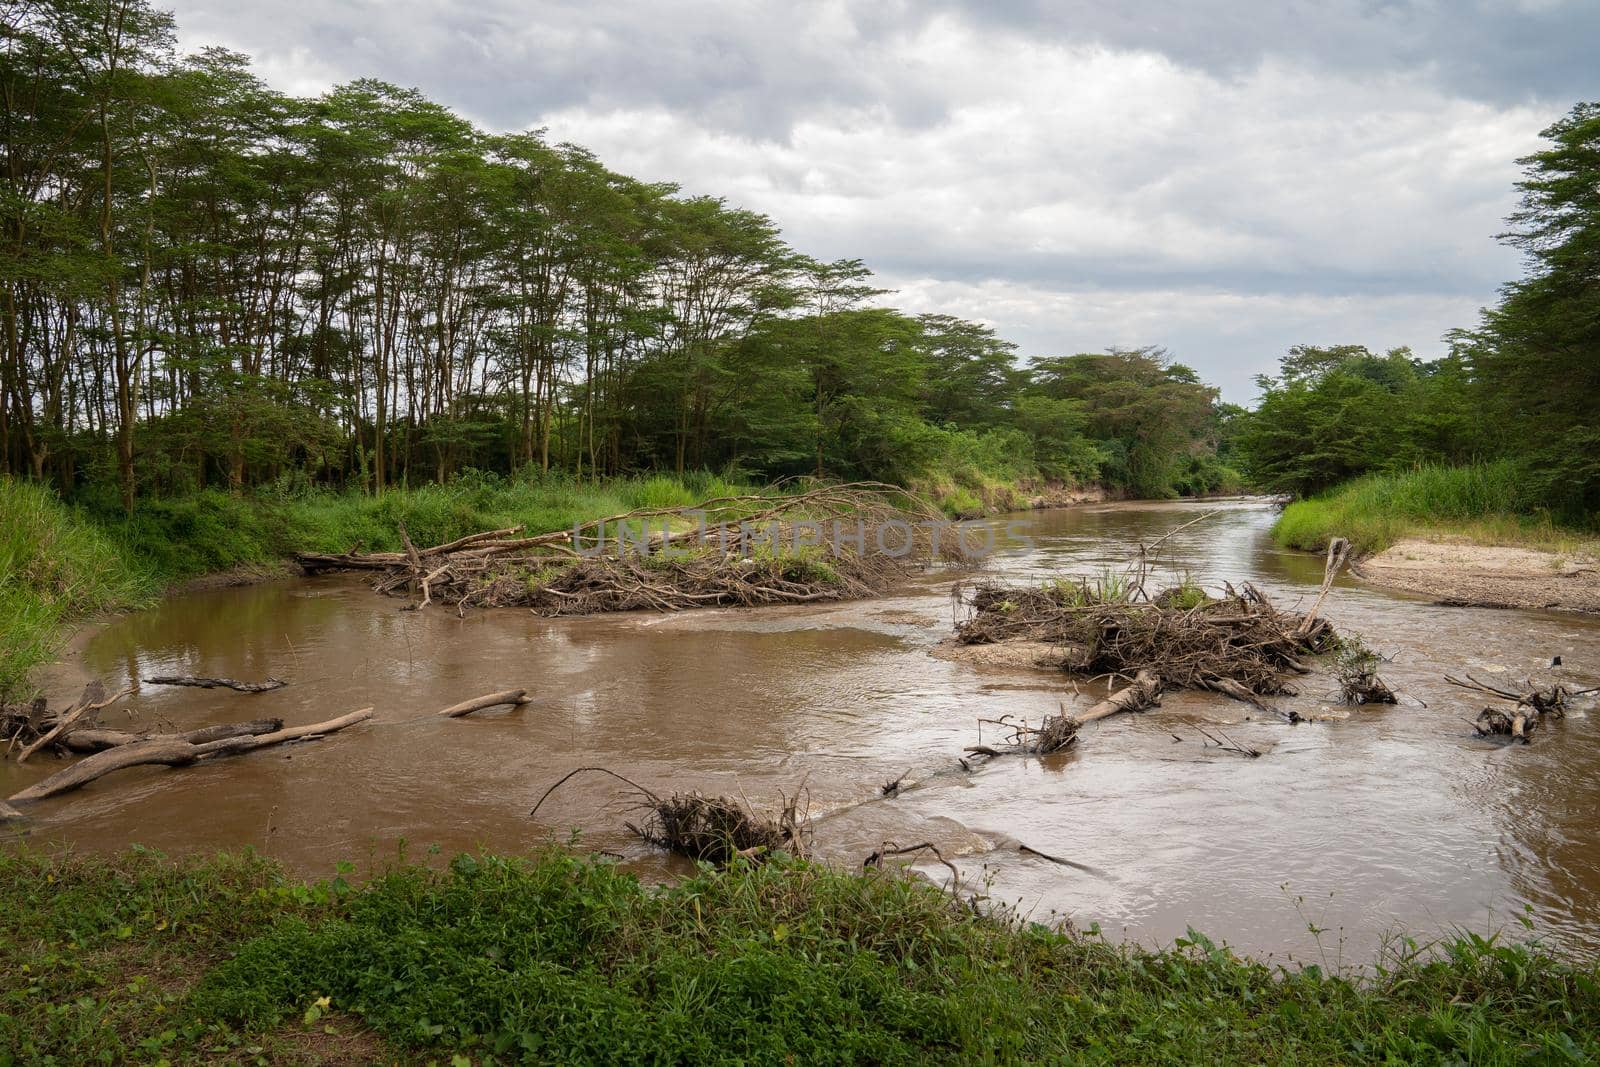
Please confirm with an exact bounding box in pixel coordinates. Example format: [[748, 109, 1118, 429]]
[[6, 499, 1599, 962]]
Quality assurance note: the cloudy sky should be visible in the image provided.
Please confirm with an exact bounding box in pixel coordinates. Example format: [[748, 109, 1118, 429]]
[[165, 1, 1592, 401]]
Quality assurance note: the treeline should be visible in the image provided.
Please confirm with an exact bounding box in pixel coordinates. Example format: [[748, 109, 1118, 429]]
[[0, 0, 1236, 511], [1238, 102, 1600, 519]]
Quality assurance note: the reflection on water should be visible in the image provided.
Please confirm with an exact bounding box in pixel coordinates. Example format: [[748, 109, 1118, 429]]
[[4, 499, 1597, 959]]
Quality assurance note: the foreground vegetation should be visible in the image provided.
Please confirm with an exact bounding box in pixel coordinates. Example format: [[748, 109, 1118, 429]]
[[1274, 462, 1600, 556], [0, 847, 1595, 1064]]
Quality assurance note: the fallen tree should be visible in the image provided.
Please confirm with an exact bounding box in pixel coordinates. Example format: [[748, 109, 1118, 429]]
[[1452, 672, 1584, 745], [7, 709, 373, 805], [297, 483, 970, 616]]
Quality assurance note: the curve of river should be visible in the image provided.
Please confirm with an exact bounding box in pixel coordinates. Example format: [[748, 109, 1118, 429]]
[[6, 498, 1598, 961]]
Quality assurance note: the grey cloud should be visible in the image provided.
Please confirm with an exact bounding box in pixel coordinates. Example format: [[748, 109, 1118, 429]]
[[165, 1, 1575, 400]]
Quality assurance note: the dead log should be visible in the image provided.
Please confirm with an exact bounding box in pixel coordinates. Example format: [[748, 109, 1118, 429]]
[[965, 671, 1163, 758], [437, 689, 530, 718], [16, 683, 133, 764], [187, 708, 374, 758], [144, 675, 287, 693], [8, 708, 373, 805], [61, 719, 284, 753]]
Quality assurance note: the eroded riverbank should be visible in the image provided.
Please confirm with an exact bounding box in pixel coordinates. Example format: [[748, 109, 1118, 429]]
[[5, 499, 1599, 961]]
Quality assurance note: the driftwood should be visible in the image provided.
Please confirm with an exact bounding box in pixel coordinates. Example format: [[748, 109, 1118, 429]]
[[954, 576, 1321, 716], [16, 683, 133, 764], [144, 675, 287, 693], [1448, 673, 1570, 717], [8, 708, 373, 805], [1295, 537, 1351, 640], [437, 689, 530, 718]]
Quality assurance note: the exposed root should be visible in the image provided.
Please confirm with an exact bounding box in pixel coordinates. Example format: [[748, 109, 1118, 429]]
[[1474, 705, 1537, 743]]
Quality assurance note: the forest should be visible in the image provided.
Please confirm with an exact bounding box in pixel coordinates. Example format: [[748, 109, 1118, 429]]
[[0, 0, 1238, 514]]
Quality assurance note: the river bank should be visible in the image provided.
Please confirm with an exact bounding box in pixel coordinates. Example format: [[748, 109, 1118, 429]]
[[1273, 464, 1600, 613], [1354, 538, 1600, 614], [3, 846, 1595, 1064]]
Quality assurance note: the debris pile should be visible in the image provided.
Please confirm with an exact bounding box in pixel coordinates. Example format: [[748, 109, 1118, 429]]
[[297, 482, 968, 616], [529, 767, 809, 865], [954, 579, 1329, 713]]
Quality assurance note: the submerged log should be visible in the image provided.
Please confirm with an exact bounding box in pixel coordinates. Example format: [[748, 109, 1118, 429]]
[[1074, 670, 1162, 725], [437, 689, 530, 718], [9, 739, 202, 802], [144, 675, 287, 693], [8, 708, 373, 805]]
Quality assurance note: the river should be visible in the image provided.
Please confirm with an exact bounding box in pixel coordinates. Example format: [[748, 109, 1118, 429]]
[[6, 498, 1598, 962]]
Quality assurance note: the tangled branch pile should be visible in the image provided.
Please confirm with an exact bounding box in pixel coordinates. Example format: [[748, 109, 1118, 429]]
[[299, 483, 968, 615], [954, 579, 1331, 708], [529, 767, 809, 865]]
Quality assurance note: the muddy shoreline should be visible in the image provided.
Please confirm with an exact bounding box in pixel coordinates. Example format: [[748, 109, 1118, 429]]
[[1353, 538, 1600, 615]]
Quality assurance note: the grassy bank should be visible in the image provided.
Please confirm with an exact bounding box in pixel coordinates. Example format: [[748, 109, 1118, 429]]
[[0, 847, 1594, 1064], [0, 470, 1092, 701], [1274, 461, 1600, 556]]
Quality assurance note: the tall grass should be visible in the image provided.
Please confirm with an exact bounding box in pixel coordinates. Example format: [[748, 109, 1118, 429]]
[[1, 846, 1595, 1063], [0, 478, 154, 699], [1275, 460, 1595, 555]]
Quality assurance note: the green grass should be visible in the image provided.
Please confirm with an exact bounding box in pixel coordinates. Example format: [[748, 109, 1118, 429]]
[[0, 478, 157, 701], [1274, 461, 1600, 556], [0, 847, 1595, 1064]]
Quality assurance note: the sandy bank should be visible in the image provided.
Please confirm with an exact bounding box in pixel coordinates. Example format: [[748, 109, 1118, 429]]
[[1353, 538, 1600, 614]]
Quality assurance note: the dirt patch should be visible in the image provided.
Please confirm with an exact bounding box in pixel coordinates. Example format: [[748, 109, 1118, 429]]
[[929, 637, 1082, 671], [1024, 483, 1108, 510], [1354, 539, 1600, 614], [172, 561, 297, 593]]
